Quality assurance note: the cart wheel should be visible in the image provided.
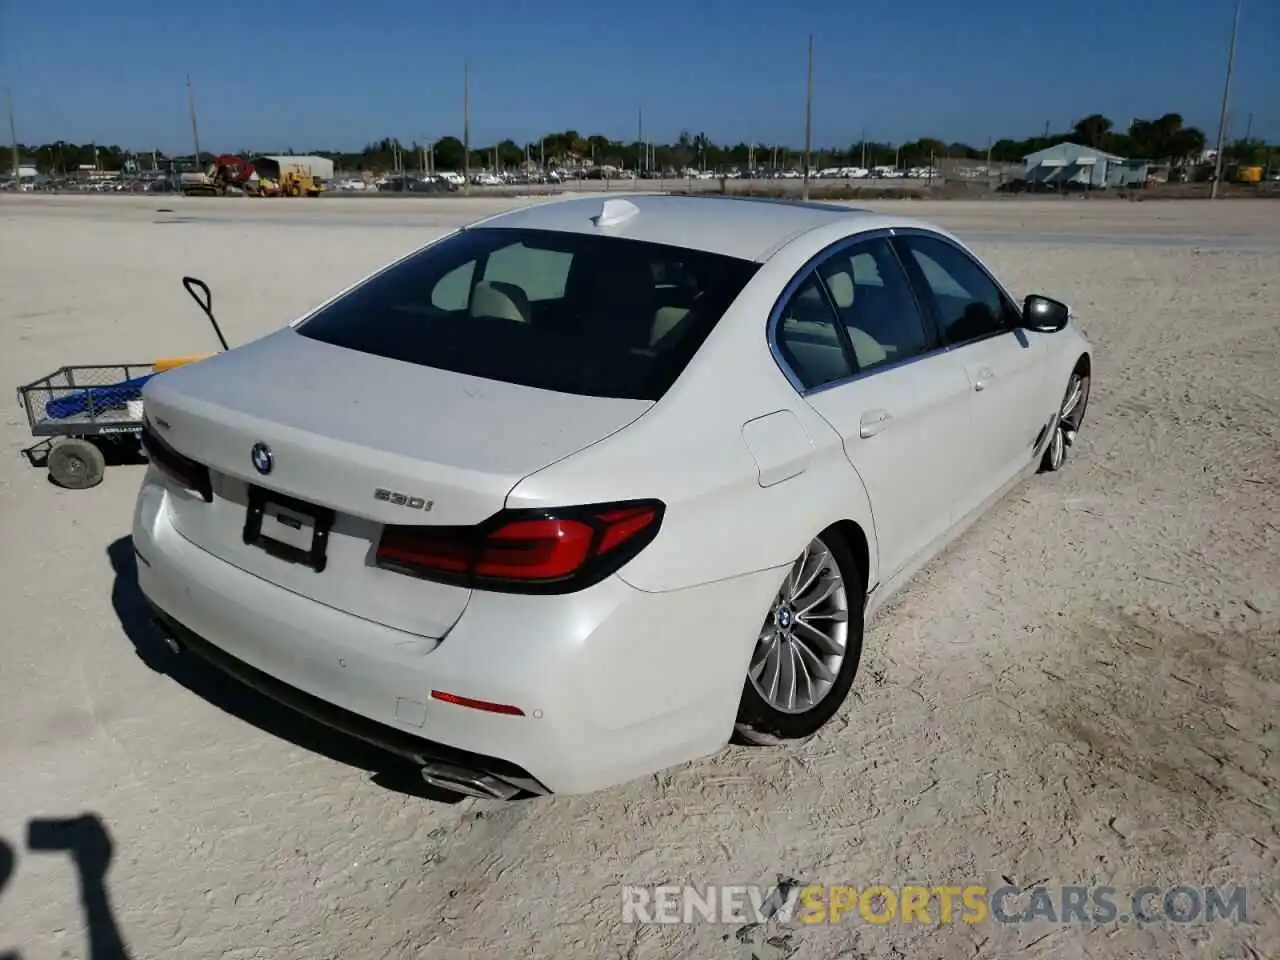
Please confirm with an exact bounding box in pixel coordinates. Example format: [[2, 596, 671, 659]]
[[47, 438, 106, 490]]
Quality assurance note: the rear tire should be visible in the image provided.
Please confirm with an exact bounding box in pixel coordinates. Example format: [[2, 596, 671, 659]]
[[47, 438, 106, 490], [734, 531, 865, 745]]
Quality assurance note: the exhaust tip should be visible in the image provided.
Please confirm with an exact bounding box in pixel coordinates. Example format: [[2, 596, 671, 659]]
[[150, 618, 183, 654], [420, 761, 522, 801]]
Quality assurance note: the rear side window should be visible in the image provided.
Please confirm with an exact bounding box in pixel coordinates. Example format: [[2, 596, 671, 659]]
[[775, 275, 853, 390], [297, 228, 759, 401]]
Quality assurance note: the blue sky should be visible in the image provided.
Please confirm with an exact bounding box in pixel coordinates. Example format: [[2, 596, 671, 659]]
[[2, 0, 1277, 151]]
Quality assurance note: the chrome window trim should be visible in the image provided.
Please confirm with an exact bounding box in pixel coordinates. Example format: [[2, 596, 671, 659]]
[[766, 226, 1029, 398]]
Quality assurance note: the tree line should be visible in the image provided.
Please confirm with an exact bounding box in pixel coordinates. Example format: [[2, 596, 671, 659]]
[[12, 112, 1276, 176]]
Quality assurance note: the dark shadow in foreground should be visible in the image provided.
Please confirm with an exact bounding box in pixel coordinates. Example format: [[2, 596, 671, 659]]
[[0, 836, 19, 960], [106, 536, 463, 803], [26, 814, 131, 960]]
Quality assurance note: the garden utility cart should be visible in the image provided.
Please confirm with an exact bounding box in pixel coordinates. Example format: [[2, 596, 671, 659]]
[[16, 276, 228, 489]]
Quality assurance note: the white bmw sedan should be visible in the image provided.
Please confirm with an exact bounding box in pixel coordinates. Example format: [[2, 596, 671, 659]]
[[133, 195, 1092, 798]]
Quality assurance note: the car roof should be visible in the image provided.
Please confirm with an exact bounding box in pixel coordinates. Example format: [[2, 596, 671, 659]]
[[465, 193, 901, 262]]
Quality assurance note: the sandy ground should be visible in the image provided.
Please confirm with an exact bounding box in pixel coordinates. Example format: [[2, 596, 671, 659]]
[[0, 195, 1276, 960]]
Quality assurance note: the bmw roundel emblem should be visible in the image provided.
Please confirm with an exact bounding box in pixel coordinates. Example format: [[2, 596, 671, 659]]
[[251, 442, 273, 475]]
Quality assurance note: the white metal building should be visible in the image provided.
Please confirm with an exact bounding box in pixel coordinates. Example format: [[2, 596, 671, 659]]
[[1023, 142, 1124, 189], [253, 155, 335, 182]]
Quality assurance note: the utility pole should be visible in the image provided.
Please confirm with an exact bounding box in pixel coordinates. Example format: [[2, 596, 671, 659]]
[[1244, 112, 1253, 141], [462, 60, 471, 195], [638, 108, 644, 174], [186, 74, 202, 169], [802, 34, 813, 202], [1211, 0, 1242, 198], [6, 87, 18, 182]]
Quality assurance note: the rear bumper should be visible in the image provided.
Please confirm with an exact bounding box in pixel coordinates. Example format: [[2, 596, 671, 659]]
[[147, 605, 549, 798], [132, 475, 783, 795]]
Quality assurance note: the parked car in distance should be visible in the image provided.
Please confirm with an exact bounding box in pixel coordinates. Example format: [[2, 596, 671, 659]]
[[133, 194, 1092, 798]]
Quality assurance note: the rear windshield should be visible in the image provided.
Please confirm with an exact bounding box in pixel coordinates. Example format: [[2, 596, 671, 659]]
[[296, 227, 759, 401]]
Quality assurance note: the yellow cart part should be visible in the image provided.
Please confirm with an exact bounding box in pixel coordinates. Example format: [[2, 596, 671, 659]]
[[153, 354, 213, 373]]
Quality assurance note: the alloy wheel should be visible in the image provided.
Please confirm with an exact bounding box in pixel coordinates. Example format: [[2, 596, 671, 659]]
[[747, 539, 850, 714], [1045, 372, 1089, 471]]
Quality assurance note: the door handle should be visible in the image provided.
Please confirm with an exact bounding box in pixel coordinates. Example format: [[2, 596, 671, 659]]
[[974, 366, 995, 391], [859, 409, 892, 438]]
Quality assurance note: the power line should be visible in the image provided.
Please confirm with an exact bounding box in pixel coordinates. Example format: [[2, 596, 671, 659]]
[[462, 60, 471, 196], [802, 34, 813, 202], [6, 88, 18, 181], [1210, 0, 1242, 199]]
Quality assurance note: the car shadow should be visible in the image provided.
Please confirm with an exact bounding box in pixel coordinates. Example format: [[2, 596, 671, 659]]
[[106, 536, 464, 803]]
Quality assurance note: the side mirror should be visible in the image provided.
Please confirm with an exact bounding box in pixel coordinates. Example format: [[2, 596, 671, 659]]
[[1021, 294, 1070, 333]]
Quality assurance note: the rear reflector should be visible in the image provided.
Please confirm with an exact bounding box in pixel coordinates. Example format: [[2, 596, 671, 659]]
[[430, 690, 525, 716], [376, 499, 665, 594]]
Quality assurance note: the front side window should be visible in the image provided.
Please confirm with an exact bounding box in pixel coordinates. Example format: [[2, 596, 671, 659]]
[[297, 228, 759, 401], [816, 237, 932, 372], [895, 234, 1015, 344]]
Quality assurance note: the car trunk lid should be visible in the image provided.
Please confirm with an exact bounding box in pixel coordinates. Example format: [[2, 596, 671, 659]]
[[141, 328, 652, 638]]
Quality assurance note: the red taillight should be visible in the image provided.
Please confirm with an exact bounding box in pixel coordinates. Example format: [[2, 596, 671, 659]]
[[141, 421, 212, 502], [430, 691, 525, 716], [376, 500, 664, 593], [469, 517, 595, 580]]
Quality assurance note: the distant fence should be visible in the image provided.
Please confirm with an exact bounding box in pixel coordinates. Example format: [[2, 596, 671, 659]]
[[330, 163, 1031, 197], [934, 157, 1025, 189]]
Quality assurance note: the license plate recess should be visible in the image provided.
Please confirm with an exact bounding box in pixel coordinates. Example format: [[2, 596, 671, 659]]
[[243, 485, 335, 573]]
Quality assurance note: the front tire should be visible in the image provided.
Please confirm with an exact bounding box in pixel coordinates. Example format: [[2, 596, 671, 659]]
[[735, 532, 865, 745], [1040, 369, 1090, 472]]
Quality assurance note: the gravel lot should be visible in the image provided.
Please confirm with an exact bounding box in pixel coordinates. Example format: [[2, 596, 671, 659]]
[[0, 194, 1276, 960]]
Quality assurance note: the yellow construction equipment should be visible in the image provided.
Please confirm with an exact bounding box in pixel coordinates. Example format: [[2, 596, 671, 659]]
[[279, 169, 325, 197]]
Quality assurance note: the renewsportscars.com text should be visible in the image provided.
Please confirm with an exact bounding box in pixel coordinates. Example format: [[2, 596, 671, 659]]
[[622, 883, 1249, 926]]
